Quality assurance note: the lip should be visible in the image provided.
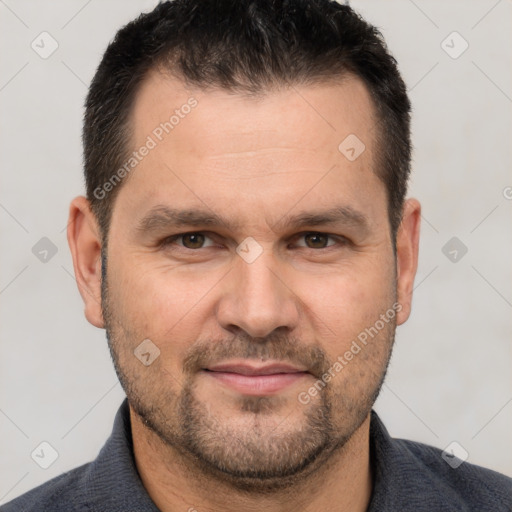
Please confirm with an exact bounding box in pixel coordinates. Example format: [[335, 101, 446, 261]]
[[202, 361, 310, 396], [206, 362, 307, 375]]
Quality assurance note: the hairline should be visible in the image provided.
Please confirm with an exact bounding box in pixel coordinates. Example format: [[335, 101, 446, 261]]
[[96, 68, 398, 253]]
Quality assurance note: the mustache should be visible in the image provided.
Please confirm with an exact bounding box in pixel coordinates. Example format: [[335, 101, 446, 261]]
[[182, 332, 331, 379]]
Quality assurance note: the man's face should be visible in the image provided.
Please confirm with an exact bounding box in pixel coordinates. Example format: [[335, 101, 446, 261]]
[[95, 72, 410, 488]]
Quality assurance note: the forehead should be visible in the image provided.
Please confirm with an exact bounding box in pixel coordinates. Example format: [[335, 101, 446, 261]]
[[131, 70, 376, 151], [112, 70, 385, 232]]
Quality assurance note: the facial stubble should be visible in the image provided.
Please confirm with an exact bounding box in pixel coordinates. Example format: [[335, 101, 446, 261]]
[[100, 249, 396, 491]]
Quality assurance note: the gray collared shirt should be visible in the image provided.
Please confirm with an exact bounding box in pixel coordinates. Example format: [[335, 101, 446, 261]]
[[2, 399, 511, 511]]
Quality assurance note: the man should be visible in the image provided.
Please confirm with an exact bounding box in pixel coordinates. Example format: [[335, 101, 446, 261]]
[[2, 0, 511, 510]]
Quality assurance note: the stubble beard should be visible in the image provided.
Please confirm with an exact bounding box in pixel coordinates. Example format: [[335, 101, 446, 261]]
[[100, 250, 395, 492]]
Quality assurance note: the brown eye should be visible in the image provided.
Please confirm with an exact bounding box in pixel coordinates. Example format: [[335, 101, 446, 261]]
[[160, 232, 216, 251], [181, 233, 206, 249], [304, 233, 331, 249]]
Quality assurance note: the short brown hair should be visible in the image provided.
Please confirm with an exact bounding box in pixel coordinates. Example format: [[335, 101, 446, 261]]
[[84, 0, 411, 244]]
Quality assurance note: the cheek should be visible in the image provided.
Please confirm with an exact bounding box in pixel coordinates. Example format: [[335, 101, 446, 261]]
[[109, 258, 223, 351], [108, 244, 395, 363], [294, 259, 395, 349]]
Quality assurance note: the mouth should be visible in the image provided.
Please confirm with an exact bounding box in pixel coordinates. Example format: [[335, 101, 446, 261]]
[[202, 361, 311, 396]]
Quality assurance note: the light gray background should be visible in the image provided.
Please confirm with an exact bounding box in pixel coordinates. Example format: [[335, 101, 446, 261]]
[[1, 0, 511, 504]]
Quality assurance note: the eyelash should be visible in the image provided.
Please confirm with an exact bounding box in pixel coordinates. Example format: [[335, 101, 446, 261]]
[[159, 231, 349, 251]]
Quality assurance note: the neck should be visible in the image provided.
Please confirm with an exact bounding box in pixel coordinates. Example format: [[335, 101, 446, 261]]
[[130, 408, 373, 512]]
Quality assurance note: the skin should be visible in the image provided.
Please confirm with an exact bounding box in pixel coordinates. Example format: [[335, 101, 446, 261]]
[[68, 71, 420, 512]]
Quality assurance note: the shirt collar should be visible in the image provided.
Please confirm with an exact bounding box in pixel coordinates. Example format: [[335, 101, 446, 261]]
[[82, 398, 452, 511], [83, 399, 160, 511], [367, 410, 464, 511]]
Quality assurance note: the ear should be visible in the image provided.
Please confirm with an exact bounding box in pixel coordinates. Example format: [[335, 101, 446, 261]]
[[67, 196, 105, 328], [395, 198, 421, 326]]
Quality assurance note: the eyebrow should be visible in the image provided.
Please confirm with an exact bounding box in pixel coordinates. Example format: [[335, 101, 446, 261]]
[[136, 204, 370, 235]]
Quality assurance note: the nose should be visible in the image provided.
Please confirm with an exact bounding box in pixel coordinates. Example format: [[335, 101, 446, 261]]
[[216, 248, 300, 339]]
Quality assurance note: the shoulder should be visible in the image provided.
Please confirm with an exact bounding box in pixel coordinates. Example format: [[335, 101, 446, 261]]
[[369, 411, 512, 511], [0, 463, 90, 512], [396, 437, 512, 510]]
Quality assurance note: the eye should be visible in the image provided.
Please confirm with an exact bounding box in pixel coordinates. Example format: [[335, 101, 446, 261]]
[[160, 231, 347, 252], [161, 232, 216, 250], [294, 232, 344, 249]]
